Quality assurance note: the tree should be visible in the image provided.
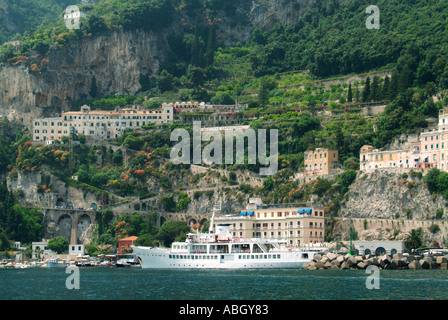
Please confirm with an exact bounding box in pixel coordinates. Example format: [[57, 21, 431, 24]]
[[370, 76, 380, 102], [388, 72, 398, 100], [47, 236, 69, 254], [251, 28, 267, 45], [176, 193, 191, 212], [337, 169, 357, 195], [347, 83, 353, 103], [263, 176, 274, 190], [382, 76, 390, 101], [258, 76, 276, 107], [334, 124, 344, 154], [0, 232, 10, 251], [112, 149, 123, 165], [78, 134, 86, 144], [123, 135, 143, 150], [88, 13, 108, 34], [398, 65, 414, 94], [362, 77, 371, 102], [161, 195, 176, 212], [156, 220, 190, 247], [89, 76, 98, 98], [90, 172, 109, 189], [204, 24, 216, 67], [157, 70, 174, 92], [424, 168, 440, 193], [405, 228, 423, 251], [189, 67, 207, 88]]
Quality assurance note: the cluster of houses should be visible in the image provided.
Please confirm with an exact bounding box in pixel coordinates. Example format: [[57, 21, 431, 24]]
[[360, 108, 448, 173], [32, 102, 243, 143]]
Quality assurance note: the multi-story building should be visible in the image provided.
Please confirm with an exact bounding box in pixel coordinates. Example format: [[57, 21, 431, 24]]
[[33, 104, 173, 142], [214, 198, 325, 247], [171, 101, 243, 126], [304, 148, 339, 176], [32, 101, 247, 143], [360, 108, 448, 172], [359, 142, 429, 172]]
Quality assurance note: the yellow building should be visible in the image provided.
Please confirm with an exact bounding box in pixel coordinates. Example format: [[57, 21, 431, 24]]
[[359, 145, 425, 172], [214, 199, 325, 247], [304, 148, 339, 176]]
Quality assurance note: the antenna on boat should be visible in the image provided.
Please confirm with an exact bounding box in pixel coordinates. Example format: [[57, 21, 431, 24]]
[[209, 202, 221, 234]]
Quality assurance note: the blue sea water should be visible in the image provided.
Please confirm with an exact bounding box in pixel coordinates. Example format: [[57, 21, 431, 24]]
[[1, 267, 447, 300]]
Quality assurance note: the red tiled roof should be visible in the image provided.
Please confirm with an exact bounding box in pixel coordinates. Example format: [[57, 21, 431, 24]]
[[119, 236, 138, 241]]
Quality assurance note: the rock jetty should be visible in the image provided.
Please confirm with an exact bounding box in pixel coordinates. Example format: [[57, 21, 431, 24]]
[[302, 252, 448, 270]]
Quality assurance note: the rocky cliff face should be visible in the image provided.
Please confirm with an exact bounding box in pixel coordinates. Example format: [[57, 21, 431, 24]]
[[0, 0, 317, 126], [332, 169, 448, 245], [342, 170, 445, 220], [0, 30, 164, 125]]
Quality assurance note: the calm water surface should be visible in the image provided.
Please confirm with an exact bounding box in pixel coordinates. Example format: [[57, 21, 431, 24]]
[[1, 267, 447, 300]]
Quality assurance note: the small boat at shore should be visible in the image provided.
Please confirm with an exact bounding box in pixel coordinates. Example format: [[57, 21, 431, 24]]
[[115, 259, 131, 267], [45, 258, 68, 268]]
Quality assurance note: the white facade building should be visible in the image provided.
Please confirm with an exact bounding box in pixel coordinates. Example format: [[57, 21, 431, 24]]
[[33, 104, 173, 142]]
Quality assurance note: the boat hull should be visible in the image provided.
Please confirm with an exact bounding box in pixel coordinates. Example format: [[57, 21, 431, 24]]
[[132, 246, 313, 269], [46, 261, 67, 268]]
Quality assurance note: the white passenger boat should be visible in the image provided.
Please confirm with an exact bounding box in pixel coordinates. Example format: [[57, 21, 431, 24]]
[[132, 205, 325, 269]]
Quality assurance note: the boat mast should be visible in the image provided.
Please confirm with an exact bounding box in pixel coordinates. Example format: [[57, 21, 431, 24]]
[[209, 202, 221, 234]]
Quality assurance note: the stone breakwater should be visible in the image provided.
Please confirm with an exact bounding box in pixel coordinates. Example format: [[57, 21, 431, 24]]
[[302, 252, 448, 270]]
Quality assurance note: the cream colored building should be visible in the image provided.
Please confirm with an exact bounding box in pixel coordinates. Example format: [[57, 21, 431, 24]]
[[420, 108, 448, 170], [360, 108, 448, 173], [33, 104, 173, 142], [214, 198, 325, 247], [304, 148, 339, 176], [359, 143, 428, 172]]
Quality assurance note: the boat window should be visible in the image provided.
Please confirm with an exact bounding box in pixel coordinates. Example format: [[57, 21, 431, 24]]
[[303, 253, 308, 259]]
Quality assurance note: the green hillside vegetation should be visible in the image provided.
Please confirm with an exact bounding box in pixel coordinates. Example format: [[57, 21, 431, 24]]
[[2, 0, 448, 251]]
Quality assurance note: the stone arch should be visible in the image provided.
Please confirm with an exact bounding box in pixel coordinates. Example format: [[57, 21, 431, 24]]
[[199, 218, 208, 227], [142, 202, 147, 211], [375, 247, 386, 256], [364, 248, 371, 256], [56, 213, 72, 224], [56, 197, 66, 207], [90, 203, 98, 210], [76, 213, 93, 244], [55, 214, 72, 239], [390, 248, 397, 255], [188, 218, 198, 227]]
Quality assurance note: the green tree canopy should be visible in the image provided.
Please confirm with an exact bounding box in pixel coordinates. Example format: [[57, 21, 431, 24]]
[[47, 236, 69, 254]]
